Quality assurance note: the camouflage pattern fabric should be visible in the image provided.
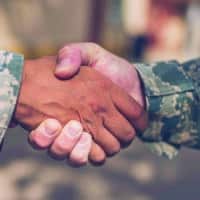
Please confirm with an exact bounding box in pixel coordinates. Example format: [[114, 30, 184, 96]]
[[0, 50, 23, 144], [135, 59, 200, 159]]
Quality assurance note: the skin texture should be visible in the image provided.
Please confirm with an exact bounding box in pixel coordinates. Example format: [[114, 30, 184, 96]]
[[29, 119, 93, 165], [30, 43, 148, 166], [56, 43, 145, 107], [15, 56, 147, 165]]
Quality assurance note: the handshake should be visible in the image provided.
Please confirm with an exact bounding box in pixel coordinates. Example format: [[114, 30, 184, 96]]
[[13, 43, 148, 166]]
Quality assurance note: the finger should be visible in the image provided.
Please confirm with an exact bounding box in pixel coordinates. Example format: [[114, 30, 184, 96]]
[[55, 43, 100, 79], [69, 132, 92, 166], [103, 108, 136, 144], [94, 127, 120, 156], [78, 106, 120, 156], [89, 142, 106, 166], [29, 119, 62, 149], [50, 120, 83, 157], [56, 46, 82, 79], [110, 85, 148, 132]]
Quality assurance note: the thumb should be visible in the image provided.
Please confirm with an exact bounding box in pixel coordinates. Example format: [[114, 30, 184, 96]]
[[55, 43, 101, 79], [55, 46, 82, 79]]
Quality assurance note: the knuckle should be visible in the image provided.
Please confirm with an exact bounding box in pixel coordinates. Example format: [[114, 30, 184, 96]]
[[91, 103, 106, 114], [88, 96, 107, 114]]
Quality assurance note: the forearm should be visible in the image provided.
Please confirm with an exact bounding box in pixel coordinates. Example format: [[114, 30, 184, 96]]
[[135, 59, 200, 158], [0, 50, 24, 143]]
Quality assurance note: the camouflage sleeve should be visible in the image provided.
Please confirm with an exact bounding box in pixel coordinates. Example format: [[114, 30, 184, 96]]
[[0, 50, 24, 144], [135, 59, 200, 159]]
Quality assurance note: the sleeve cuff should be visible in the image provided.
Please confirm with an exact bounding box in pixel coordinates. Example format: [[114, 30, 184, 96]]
[[135, 61, 194, 102], [135, 61, 196, 158], [0, 51, 24, 144]]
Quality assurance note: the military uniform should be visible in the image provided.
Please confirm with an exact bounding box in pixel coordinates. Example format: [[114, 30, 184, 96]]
[[0, 51, 23, 144], [0, 50, 199, 159], [136, 59, 200, 158]]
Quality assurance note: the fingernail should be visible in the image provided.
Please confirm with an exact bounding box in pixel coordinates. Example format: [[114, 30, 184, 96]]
[[57, 58, 71, 68], [65, 121, 82, 138], [57, 49, 81, 69], [43, 121, 59, 137]]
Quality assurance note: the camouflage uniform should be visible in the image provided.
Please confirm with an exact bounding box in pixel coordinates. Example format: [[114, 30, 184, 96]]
[[0, 50, 199, 159], [136, 58, 200, 158], [0, 50, 23, 144]]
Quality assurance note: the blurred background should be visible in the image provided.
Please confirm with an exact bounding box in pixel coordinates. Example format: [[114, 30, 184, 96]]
[[0, 0, 200, 199]]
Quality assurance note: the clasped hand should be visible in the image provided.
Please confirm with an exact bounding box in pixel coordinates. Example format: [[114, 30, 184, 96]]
[[13, 43, 148, 166]]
